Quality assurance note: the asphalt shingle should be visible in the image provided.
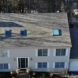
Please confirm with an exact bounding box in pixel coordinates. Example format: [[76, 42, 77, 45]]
[[0, 13, 71, 48], [70, 28, 78, 59]]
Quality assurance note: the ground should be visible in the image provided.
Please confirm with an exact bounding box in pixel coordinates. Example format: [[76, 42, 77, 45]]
[[0, 71, 69, 78]]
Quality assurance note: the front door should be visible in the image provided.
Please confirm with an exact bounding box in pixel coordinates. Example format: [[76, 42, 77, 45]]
[[18, 58, 28, 69]]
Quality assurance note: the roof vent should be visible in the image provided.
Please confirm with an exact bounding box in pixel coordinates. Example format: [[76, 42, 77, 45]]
[[20, 29, 27, 36], [5, 30, 11, 37]]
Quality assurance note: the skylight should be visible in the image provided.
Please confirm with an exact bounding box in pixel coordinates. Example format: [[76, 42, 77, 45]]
[[52, 29, 60, 36]]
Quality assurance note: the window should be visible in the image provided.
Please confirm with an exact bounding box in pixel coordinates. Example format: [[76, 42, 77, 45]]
[[52, 29, 61, 36], [0, 63, 9, 69], [20, 29, 27, 36], [38, 62, 47, 68], [56, 49, 66, 56], [55, 62, 65, 68], [38, 49, 48, 56], [5, 30, 11, 37], [0, 50, 10, 57]]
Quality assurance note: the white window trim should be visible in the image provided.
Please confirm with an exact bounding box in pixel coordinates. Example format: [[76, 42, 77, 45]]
[[54, 62, 65, 68], [36, 62, 48, 68], [66, 49, 68, 56], [36, 49, 49, 56], [48, 49, 50, 56], [0, 50, 10, 57], [53, 49, 56, 56], [65, 62, 67, 68], [55, 49, 66, 56], [0, 63, 10, 69], [7, 50, 10, 57], [47, 62, 49, 68], [35, 63, 37, 69], [8, 63, 11, 69]]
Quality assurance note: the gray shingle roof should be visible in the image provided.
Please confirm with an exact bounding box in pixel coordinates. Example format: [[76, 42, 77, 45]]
[[70, 28, 78, 59], [0, 13, 71, 48]]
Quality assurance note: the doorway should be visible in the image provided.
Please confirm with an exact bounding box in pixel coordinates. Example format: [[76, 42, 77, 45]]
[[17, 57, 29, 69]]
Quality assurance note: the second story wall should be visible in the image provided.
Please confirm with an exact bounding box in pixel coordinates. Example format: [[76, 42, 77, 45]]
[[0, 47, 70, 72]]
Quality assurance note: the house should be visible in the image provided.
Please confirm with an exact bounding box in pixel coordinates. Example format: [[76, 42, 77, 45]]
[[0, 13, 71, 73], [69, 28, 78, 72]]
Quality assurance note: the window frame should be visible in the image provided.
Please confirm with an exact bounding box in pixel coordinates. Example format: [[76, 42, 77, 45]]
[[52, 29, 60, 36], [5, 30, 11, 37], [38, 49, 48, 56], [0, 50, 10, 57], [37, 62, 47, 68], [20, 29, 27, 36], [0, 63, 9, 70], [56, 49, 66, 56], [55, 62, 65, 68]]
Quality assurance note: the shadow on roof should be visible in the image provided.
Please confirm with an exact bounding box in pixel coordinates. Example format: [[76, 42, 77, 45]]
[[0, 22, 23, 27]]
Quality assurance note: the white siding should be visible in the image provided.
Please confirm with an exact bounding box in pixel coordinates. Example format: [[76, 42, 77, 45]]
[[35, 63, 37, 69], [35, 49, 38, 56], [53, 62, 55, 68]]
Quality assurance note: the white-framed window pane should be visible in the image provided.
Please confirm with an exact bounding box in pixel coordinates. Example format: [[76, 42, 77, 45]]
[[61, 51, 65, 56], [0, 52, 7, 57], [56, 49, 60, 56], [3, 52, 7, 57], [56, 49, 66, 56], [38, 62, 47, 68], [60, 62, 64, 68], [43, 62, 47, 68], [0, 64, 3, 69], [0, 50, 10, 57], [55, 62, 59, 68], [38, 49, 48, 56], [0, 63, 8, 69], [43, 49, 47, 56], [55, 62, 65, 68], [4, 64, 8, 69], [56, 52, 60, 56], [38, 62, 42, 68], [38, 49, 42, 56], [61, 49, 66, 56]]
